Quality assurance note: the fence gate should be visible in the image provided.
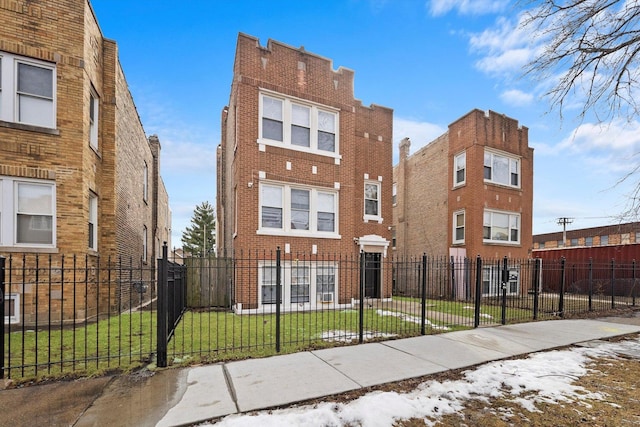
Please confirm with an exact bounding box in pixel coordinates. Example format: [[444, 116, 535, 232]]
[[157, 244, 187, 368]]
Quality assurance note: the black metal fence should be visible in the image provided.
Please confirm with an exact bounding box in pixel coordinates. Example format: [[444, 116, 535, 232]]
[[1, 253, 157, 380], [2, 250, 639, 380]]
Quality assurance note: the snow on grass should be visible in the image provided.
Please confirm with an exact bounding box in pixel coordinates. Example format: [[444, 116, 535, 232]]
[[211, 337, 640, 427], [376, 309, 450, 330], [320, 330, 396, 342]]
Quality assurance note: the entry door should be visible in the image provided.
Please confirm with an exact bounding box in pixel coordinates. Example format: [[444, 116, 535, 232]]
[[364, 252, 381, 298]]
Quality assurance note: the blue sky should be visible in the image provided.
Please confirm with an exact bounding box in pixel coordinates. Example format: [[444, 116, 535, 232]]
[[90, 0, 639, 246]]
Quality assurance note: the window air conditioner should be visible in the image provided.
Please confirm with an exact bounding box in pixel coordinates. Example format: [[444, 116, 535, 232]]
[[321, 292, 334, 303]]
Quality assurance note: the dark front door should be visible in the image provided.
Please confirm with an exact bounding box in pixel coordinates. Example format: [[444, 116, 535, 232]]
[[364, 252, 381, 298]]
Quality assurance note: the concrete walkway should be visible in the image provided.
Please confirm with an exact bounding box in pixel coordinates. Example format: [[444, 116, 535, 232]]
[[3, 317, 640, 427]]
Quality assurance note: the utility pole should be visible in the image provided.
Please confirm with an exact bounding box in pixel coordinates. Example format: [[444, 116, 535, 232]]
[[557, 217, 574, 247]]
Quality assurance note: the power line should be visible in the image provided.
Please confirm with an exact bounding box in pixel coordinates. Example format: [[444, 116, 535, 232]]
[[557, 217, 574, 247]]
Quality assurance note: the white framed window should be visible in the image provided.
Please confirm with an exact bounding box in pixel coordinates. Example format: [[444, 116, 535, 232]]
[[454, 152, 466, 186], [89, 88, 99, 149], [0, 178, 56, 247], [259, 182, 339, 237], [259, 92, 339, 157], [291, 265, 310, 303], [260, 265, 280, 304], [143, 162, 148, 202], [453, 210, 465, 244], [483, 210, 520, 244], [4, 293, 20, 324], [482, 265, 519, 296], [484, 150, 520, 188], [259, 262, 338, 308], [89, 192, 98, 250], [0, 52, 56, 129], [364, 181, 381, 222]]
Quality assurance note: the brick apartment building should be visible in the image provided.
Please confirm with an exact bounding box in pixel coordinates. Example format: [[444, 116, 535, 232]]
[[393, 110, 533, 295], [217, 34, 393, 313], [1, 0, 171, 325]]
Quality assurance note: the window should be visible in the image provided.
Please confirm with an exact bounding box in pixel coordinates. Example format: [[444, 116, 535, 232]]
[[16, 182, 54, 245], [89, 193, 97, 250], [143, 162, 148, 202], [142, 225, 148, 262], [261, 184, 283, 229], [291, 189, 309, 230], [482, 265, 519, 296], [317, 192, 335, 232], [89, 88, 99, 149], [454, 152, 466, 186], [364, 182, 381, 221], [259, 183, 338, 236], [539, 242, 545, 249], [484, 150, 520, 188], [0, 52, 56, 128], [570, 238, 578, 246], [391, 228, 396, 248], [392, 183, 397, 205], [600, 235, 609, 245], [259, 262, 338, 308], [259, 93, 339, 156], [586, 237, 593, 246], [636, 232, 640, 243], [317, 266, 335, 303], [0, 178, 56, 247], [291, 266, 310, 303], [4, 293, 19, 324], [483, 210, 520, 244], [453, 211, 465, 244], [261, 265, 279, 304]]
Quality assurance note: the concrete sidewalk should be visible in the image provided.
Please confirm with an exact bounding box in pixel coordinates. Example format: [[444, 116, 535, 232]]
[[3, 317, 640, 427]]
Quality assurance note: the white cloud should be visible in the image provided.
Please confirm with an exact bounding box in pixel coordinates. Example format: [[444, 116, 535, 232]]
[[559, 119, 640, 154], [429, 0, 509, 16], [500, 89, 534, 107], [469, 16, 535, 76], [393, 117, 446, 159]]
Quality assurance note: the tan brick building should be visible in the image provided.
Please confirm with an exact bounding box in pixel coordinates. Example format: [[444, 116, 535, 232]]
[[393, 110, 533, 294], [1, 0, 170, 325], [217, 34, 393, 312]]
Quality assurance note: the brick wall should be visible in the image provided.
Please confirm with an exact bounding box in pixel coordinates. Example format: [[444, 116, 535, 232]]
[[0, 0, 170, 323], [393, 109, 533, 260], [218, 34, 393, 309]]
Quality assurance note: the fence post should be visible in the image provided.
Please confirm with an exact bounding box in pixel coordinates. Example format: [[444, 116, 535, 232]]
[[0, 257, 5, 379], [501, 256, 507, 325], [275, 247, 281, 353], [533, 258, 540, 320], [359, 251, 365, 344], [633, 260, 637, 307], [420, 253, 427, 335], [157, 243, 168, 368], [474, 255, 482, 328], [559, 257, 565, 318], [610, 258, 616, 310], [588, 258, 593, 311]]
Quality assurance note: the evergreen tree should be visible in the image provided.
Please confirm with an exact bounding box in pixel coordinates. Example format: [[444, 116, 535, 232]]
[[181, 201, 216, 257]]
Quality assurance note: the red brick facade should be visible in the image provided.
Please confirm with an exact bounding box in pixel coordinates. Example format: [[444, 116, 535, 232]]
[[217, 34, 393, 311], [393, 109, 534, 260]]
